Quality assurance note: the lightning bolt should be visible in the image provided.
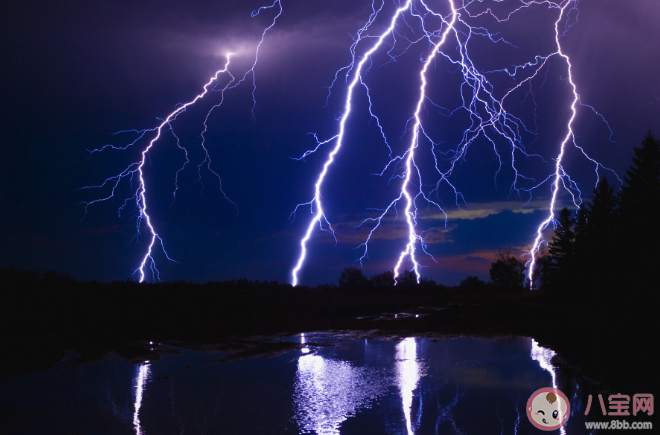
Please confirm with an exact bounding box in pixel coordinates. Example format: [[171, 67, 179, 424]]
[[391, 1, 458, 284], [291, 0, 618, 286], [290, 0, 418, 287], [525, 0, 619, 288], [81, 55, 234, 282], [83, 0, 616, 287], [291, 0, 617, 287], [522, 0, 584, 290], [81, 2, 282, 282]]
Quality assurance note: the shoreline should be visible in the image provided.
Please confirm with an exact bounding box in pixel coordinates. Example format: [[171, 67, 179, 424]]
[[1, 286, 651, 394]]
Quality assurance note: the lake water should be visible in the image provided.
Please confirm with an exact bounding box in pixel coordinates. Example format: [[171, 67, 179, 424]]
[[0, 335, 595, 434]]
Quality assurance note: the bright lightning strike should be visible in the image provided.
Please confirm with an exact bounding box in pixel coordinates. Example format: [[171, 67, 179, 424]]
[[391, 0, 458, 284], [291, 0, 617, 287], [525, 0, 620, 288], [82, 0, 617, 287], [81, 55, 234, 282], [81, 2, 282, 282], [290, 0, 417, 287]]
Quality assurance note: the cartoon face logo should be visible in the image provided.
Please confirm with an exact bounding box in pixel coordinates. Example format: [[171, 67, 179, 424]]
[[526, 387, 570, 431]]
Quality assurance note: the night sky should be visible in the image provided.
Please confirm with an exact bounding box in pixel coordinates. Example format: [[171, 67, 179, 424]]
[[1, 0, 659, 286]]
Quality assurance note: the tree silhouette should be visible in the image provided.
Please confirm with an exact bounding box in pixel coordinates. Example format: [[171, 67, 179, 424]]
[[588, 178, 619, 239], [548, 132, 659, 299], [566, 179, 617, 289], [573, 204, 589, 256], [620, 131, 660, 218], [459, 275, 486, 292], [370, 270, 395, 287], [338, 267, 369, 290], [546, 207, 575, 290], [549, 208, 575, 265], [489, 250, 525, 292], [618, 131, 660, 291], [534, 246, 554, 291], [396, 270, 419, 287]]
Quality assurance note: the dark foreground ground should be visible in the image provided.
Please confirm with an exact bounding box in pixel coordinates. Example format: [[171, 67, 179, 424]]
[[0, 279, 655, 395]]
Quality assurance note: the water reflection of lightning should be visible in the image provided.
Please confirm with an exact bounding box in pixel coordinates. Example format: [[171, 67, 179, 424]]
[[531, 339, 567, 435], [81, 3, 281, 282], [514, 398, 522, 435], [293, 335, 389, 434], [435, 385, 464, 434], [133, 362, 151, 435], [396, 338, 421, 435]]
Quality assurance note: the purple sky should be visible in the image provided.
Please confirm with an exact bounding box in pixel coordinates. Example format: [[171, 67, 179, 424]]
[[1, 0, 659, 285]]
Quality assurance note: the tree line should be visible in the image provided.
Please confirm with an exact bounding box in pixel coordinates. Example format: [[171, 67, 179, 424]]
[[2, 132, 657, 297], [339, 131, 660, 296], [533, 131, 660, 299]]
